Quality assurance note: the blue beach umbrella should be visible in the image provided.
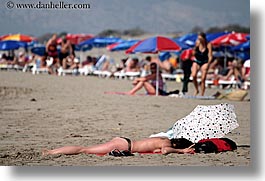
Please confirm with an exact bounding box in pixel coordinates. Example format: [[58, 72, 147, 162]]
[[235, 52, 250, 61], [31, 46, 46, 56], [0, 40, 27, 51], [206, 32, 230, 42], [176, 33, 197, 47], [176, 32, 229, 48], [78, 37, 123, 49], [107, 40, 139, 51], [231, 41, 250, 52]]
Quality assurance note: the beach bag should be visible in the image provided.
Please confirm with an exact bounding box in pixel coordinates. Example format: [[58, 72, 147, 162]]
[[225, 90, 248, 101], [194, 138, 237, 153]]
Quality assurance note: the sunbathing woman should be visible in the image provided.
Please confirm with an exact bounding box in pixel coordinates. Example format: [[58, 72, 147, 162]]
[[127, 62, 164, 95], [42, 137, 195, 156]]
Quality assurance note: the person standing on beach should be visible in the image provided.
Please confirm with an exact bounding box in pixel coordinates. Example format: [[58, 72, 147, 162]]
[[191, 32, 213, 96], [180, 49, 193, 95], [45, 34, 59, 74], [58, 37, 73, 67]]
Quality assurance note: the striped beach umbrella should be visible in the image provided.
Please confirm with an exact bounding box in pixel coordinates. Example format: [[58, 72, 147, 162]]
[[1, 34, 36, 42]]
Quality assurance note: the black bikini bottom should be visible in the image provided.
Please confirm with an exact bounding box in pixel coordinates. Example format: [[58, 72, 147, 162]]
[[120, 137, 132, 152]]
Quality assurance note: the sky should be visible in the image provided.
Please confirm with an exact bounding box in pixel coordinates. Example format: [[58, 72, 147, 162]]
[[0, 0, 250, 37]]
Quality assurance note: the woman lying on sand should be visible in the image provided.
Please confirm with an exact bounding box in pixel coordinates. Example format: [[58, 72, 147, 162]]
[[42, 136, 236, 156], [43, 137, 195, 156]]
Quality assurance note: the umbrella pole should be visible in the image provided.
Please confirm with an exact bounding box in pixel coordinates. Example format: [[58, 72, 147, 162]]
[[156, 64, 159, 96], [224, 46, 227, 70]]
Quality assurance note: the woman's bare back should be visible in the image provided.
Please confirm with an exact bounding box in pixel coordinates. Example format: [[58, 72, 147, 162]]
[[131, 137, 171, 153]]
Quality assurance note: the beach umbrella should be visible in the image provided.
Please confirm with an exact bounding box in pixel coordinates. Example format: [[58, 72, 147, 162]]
[[180, 48, 195, 60], [78, 37, 123, 48], [107, 40, 139, 51], [126, 36, 181, 54], [172, 103, 239, 143], [231, 41, 250, 52], [74, 44, 93, 52], [31, 46, 46, 56], [125, 40, 143, 54], [0, 35, 9, 41], [206, 32, 230, 42], [211, 32, 248, 69], [175, 32, 228, 48], [211, 32, 248, 47], [176, 33, 197, 47], [125, 36, 182, 96], [1, 34, 36, 42], [172, 39, 190, 50], [66, 34, 93, 45], [57, 34, 94, 45], [0, 40, 27, 51], [235, 52, 250, 61]]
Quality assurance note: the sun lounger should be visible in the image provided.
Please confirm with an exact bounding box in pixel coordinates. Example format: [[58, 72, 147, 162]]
[[31, 64, 49, 75], [113, 71, 140, 80], [93, 70, 112, 78], [57, 67, 80, 76], [161, 73, 178, 80], [0, 64, 24, 71], [0, 64, 14, 71], [113, 71, 126, 79], [125, 71, 140, 80], [205, 76, 240, 89], [78, 66, 95, 76]]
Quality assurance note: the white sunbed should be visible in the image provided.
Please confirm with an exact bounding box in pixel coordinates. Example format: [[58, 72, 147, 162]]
[[113, 71, 140, 80], [0, 64, 24, 71], [93, 70, 112, 78], [57, 67, 79, 76], [31, 64, 49, 75]]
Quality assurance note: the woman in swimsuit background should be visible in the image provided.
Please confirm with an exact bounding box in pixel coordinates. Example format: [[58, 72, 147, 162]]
[[191, 32, 213, 96], [42, 137, 195, 156]]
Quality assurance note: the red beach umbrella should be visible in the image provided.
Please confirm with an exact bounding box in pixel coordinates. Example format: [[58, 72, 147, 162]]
[[66, 34, 94, 45], [180, 48, 195, 61], [57, 34, 94, 45], [211, 32, 248, 47]]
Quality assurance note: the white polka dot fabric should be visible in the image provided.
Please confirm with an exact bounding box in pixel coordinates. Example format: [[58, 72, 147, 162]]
[[172, 103, 239, 143]]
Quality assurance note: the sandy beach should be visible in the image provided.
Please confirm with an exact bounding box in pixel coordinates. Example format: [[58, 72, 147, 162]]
[[0, 70, 250, 166]]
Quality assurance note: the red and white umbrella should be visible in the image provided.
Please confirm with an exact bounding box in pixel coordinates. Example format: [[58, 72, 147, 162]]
[[211, 32, 248, 47]]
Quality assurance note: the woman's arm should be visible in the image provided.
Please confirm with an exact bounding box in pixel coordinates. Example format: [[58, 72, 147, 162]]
[[161, 144, 195, 155], [207, 43, 213, 64]]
